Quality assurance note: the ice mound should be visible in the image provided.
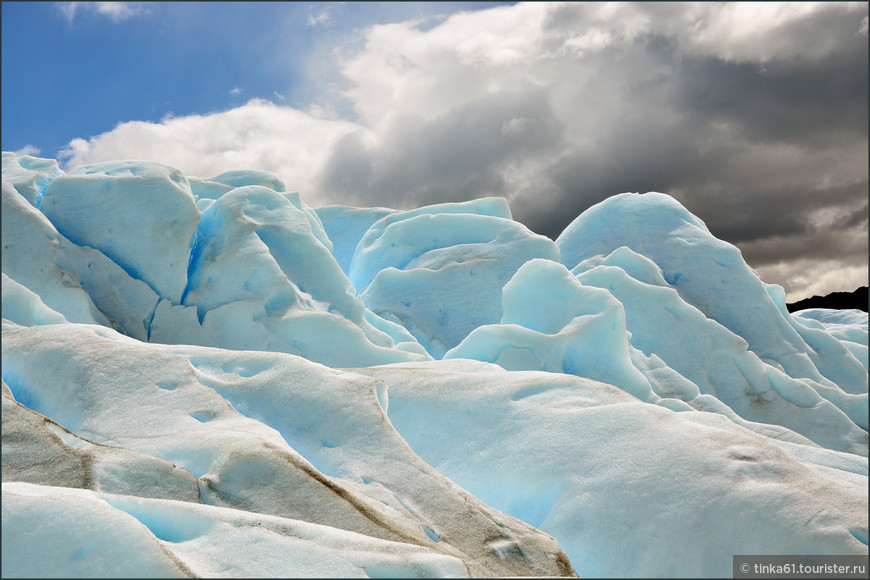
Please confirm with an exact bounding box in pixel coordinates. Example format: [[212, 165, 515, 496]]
[[556, 192, 867, 396], [348, 198, 559, 358], [446, 255, 865, 454], [446, 258, 657, 402], [41, 160, 201, 303], [1, 151, 64, 206], [2, 153, 867, 577]]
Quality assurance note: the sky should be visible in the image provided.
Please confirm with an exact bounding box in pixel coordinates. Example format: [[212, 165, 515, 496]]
[[2, 1, 868, 302]]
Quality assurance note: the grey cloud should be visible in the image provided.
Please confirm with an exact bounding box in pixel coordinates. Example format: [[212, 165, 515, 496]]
[[672, 50, 868, 148], [756, 255, 868, 302], [842, 200, 870, 231], [512, 34, 868, 261], [318, 131, 374, 201], [678, 178, 868, 245], [318, 88, 566, 208], [741, 228, 868, 274]]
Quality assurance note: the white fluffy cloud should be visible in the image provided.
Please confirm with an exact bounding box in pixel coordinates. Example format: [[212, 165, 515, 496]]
[[60, 99, 362, 196], [56, 2, 868, 301], [13, 144, 41, 157], [678, 2, 866, 62]]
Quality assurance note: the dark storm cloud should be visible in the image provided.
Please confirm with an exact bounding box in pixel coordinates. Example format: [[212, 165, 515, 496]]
[[672, 48, 868, 148], [742, 227, 868, 268], [676, 176, 868, 245], [842, 200, 870, 231], [527, 39, 867, 244], [319, 88, 566, 208]]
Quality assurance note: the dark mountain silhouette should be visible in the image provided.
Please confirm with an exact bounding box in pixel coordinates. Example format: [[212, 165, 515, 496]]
[[786, 286, 868, 313]]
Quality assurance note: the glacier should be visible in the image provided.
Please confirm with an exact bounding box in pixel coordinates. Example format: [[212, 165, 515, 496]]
[[1, 151, 867, 578]]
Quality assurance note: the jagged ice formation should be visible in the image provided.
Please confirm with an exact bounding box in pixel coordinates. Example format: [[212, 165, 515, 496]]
[[2, 152, 867, 578]]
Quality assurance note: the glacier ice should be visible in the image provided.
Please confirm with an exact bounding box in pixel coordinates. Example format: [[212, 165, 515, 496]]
[[350, 198, 559, 358], [2, 320, 572, 578], [41, 160, 201, 303], [352, 360, 868, 578], [1, 272, 69, 326], [315, 204, 398, 275], [556, 192, 867, 395], [1, 151, 64, 206], [2, 153, 867, 578], [445, 258, 657, 402], [2, 481, 474, 578]]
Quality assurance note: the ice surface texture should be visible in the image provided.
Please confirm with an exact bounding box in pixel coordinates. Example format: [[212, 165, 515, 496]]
[[2, 153, 867, 578]]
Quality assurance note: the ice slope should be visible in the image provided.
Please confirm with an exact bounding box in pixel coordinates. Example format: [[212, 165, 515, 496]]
[[3, 482, 473, 578], [793, 309, 869, 372], [351, 360, 868, 578], [2, 321, 573, 578], [3, 320, 865, 577], [2, 153, 867, 577]]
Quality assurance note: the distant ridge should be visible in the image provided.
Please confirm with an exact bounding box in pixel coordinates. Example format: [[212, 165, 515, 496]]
[[786, 286, 868, 313]]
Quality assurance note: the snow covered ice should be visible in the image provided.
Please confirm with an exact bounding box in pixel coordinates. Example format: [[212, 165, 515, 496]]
[[2, 152, 867, 578]]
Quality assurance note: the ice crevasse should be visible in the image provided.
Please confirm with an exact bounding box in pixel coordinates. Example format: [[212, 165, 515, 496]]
[[2, 152, 867, 578]]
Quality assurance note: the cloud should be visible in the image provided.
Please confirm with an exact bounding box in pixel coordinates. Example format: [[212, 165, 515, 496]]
[[229, 88, 243, 96], [13, 145, 42, 157], [58, 2, 868, 299], [307, 6, 332, 27], [57, 2, 145, 24], [56, 2, 78, 23], [677, 2, 866, 63], [318, 87, 565, 208], [59, 99, 360, 197], [327, 2, 867, 228], [756, 260, 869, 303]]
